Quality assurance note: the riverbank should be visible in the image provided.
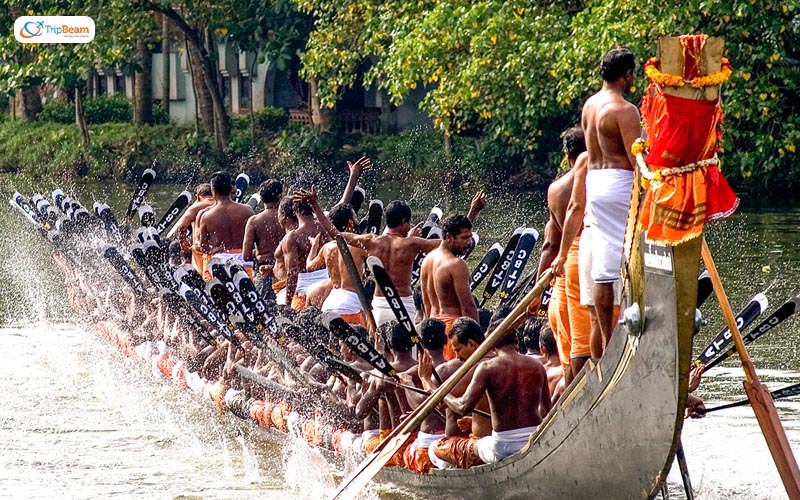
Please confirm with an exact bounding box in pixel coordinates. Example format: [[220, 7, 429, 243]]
[[0, 118, 547, 193]]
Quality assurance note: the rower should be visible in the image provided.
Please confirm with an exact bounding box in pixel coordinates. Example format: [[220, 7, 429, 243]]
[[443, 328, 551, 465], [194, 172, 255, 280], [174, 183, 213, 275], [420, 215, 479, 359], [280, 196, 330, 310], [272, 197, 299, 305], [242, 179, 285, 299]]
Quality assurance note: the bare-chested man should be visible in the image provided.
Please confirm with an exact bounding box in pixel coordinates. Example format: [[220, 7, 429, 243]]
[[444, 329, 551, 465], [242, 179, 284, 299], [174, 183, 214, 275], [282, 197, 330, 310], [422, 318, 492, 469], [537, 128, 592, 383], [580, 47, 640, 359], [272, 197, 298, 305], [305, 204, 368, 325], [420, 215, 479, 359]]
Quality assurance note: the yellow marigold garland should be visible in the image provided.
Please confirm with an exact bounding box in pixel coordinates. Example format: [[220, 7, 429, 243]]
[[643, 57, 731, 88]]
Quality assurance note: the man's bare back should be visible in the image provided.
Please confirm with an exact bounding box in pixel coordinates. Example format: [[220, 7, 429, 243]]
[[354, 232, 438, 297], [197, 199, 253, 254], [242, 208, 283, 264], [582, 90, 640, 172]]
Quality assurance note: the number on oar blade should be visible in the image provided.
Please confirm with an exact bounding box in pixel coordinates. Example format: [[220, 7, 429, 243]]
[[470, 243, 503, 291], [704, 292, 800, 371], [101, 245, 147, 298], [481, 227, 524, 305], [366, 256, 416, 341], [323, 314, 397, 378], [695, 292, 768, 366], [155, 191, 192, 235], [235, 173, 250, 203], [498, 228, 539, 302], [126, 167, 156, 217]]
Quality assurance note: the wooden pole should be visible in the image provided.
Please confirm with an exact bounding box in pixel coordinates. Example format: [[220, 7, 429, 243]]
[[701, 237, 800, 499]]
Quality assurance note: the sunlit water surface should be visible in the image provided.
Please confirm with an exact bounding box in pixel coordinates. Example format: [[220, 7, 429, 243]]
[[1, 173, 799, 499]]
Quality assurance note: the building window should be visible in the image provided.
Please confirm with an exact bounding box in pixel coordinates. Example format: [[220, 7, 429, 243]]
[[114, 74, 126, 95], [95, 74, 107, 96], [239, 75, 251, 112]]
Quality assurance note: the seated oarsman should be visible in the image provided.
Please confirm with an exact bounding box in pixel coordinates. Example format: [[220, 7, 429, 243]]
[[355, 322, 417, 462], [272, 197, 299, 305], [444, 329, 551, 465], [242, 179, 285, 300], [420, 318, 493, 469], [399, 318, 448, 474], [305, 204, 368, 326], [282, 197, 330, 310], [174, 183, 214, 275], [194, 172, 254, 280], [539, 326, 564, 400], [420, 216, 480, 360]]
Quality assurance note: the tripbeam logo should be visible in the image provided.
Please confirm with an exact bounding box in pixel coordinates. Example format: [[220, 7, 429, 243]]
[[14, 16, 95, 44]]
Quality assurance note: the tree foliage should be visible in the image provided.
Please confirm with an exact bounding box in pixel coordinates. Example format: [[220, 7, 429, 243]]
[[297, 0, 800, 191]]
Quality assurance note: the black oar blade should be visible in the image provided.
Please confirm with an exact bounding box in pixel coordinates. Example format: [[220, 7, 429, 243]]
[[365, 199, 383, 234], [697, 270, 713, 309], [155, 191, 192, 235], [323, 314, 396, 378], [366, 256, 416, 341], [126, 167, 156, 217], [498, 228, 539, 302], [695, 292, 768, 366], [470, 243, 503, 292], [481, 227, 524, 305], [235, 173, 250, 203]]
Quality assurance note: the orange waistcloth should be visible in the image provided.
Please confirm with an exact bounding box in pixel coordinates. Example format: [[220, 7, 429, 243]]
[[565, 237, 591, 359], [302, 419, 324, 447], [548, 276, 571, 371], [339, 312, 366, 327], [272, 278, 287, 294], [156, 354, 177, 380], [271, 402, 291, 432], [432, 435, 484, 469], [291, 294, 307, 311], [639, 88, 739, 245], [404, 445, 434, 474], [433, 314, 458, 360], [191, 247, 206, 277], [364, 428, 392, 455]]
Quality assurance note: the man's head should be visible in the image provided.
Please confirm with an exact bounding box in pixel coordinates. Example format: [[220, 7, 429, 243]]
[[330, 203, 358, 232], [441, 215, 474, 256], [600, 47, 636, 92], [385, 200, 412, 230], [259, 179, 283, 204], [195, 183, 213, 200], [418, 318, 446, 352], [563, 127, 586, 163], [448, 317, 484, 361], [278, 196, 297, 229], [293, 198, 314, 217], [210, 171, 234, 197], [388, 321, 414, 353], [539, 325, 558, 358]]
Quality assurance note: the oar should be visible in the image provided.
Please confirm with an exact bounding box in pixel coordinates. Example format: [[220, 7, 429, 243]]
[[703, 292, 800, 371], [235, 364, 297, 398], [694, 292, 768, 366], [366, 256, 416, 340], [479, 227, 524, 307], [327, 269, 553, 500], [469, 242, 503, 292], [701, 381, 800, 414], [125, 166, 156, 218], [235, 173, 250, 203], [497, 228, 539, 303], [154, 191, 192, 235]]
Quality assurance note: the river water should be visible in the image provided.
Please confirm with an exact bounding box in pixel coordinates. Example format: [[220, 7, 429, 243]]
[[0, 175, 798, 499]]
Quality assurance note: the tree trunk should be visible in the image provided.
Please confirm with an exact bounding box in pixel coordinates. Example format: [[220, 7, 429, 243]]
[[161, 15, 170, 113], [186, 38, 214, 135], [20, 86, 42, 120], [249, 57, 256, 145], [134, 37, 154, 124], [196, 29, 229, 150], [75, 88, 90, 147], [310, 79, 331, 132]]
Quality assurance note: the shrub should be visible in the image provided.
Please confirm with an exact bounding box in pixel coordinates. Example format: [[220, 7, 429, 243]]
[[84, 94, 132, 124], [254, 106, 289, 132], [37, 99, 74, 124]]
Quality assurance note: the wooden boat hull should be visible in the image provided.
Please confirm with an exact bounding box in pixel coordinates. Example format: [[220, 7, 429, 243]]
[[377, 235, 701, 500]]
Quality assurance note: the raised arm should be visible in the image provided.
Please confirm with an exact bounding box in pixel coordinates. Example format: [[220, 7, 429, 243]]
[[336, 156, 372, 208], [295, 186, 376, 249], [466, 190, 487, 223]]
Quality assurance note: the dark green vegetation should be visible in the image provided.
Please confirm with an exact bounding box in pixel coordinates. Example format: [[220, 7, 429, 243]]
[[1, 1, 798, 195]]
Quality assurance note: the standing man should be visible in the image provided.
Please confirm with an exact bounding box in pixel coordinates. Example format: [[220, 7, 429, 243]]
[[242, 179, 284, 299], [282, 197, 330, 310], [195, 172, 255, 280], [580, 47, 640, 358], [420, 215, 479, 358], [174, 183, 214, 275]]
